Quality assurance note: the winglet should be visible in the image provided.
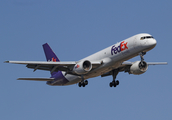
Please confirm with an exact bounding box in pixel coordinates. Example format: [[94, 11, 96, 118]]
[[42, 43, 60, 62]]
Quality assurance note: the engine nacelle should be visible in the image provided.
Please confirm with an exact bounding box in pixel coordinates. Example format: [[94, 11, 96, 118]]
[[73, 60, 92, 75], [130, 61, 148, 75]]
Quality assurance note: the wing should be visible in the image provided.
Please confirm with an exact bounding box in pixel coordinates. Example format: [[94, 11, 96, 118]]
[[147, 62, 168, 65], [119, 61, 168, 72], [101, 61, 167, 77], [5, 61, 76, 73], [121, 61, 168, 65], [4, 60, 102, 74]]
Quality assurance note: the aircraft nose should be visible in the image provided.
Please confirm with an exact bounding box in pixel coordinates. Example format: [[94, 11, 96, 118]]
[[148, 38, 157, 48]]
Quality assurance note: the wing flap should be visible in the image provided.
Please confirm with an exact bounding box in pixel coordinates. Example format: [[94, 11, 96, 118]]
[[17, 78, 54, 81]]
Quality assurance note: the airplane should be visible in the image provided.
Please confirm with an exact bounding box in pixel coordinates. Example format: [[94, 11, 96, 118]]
[[5, 33, 167, 87]]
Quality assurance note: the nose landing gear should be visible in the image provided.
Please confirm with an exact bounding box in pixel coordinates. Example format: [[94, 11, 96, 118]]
[[139, 52, 146, 61], [139, 52, 147, 67]]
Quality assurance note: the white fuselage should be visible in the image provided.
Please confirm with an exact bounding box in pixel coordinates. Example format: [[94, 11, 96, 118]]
[[58, 33, 157, 85]]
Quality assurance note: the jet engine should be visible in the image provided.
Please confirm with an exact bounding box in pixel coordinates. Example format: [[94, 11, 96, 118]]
[[73, 60, 92, 75], [129, 61, 148, 75]]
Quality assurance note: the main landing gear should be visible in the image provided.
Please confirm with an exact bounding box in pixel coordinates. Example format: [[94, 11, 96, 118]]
[[109, 80, 119, 87], [78, 75, 88, 87], [109, 69, 119, 87], [78, 80, 88, 87]]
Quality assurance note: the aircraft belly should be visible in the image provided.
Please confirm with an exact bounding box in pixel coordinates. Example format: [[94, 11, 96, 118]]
[[64, 73, 81, 85], [85, 60, 122, 78]]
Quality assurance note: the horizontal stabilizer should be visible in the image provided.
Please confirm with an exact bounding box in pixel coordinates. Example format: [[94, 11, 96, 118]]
[[17, 78, 54, 81]]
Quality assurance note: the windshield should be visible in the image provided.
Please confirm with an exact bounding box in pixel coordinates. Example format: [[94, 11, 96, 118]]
[[140, 36, 154, 40]]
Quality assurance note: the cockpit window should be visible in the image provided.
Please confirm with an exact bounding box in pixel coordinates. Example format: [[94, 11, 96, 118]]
[[140, 36, 154, 40]]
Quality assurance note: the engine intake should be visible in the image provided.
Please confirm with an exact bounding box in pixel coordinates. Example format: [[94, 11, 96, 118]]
[[73, 60, 92, 75], [130, 61, 148, 75]]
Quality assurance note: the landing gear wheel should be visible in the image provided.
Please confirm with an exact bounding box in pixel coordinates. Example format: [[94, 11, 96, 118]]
[[109, 81, 118, 87], [78, 80, 88, 87], [84, 80, 88, 85], [79, 75, 88, 87], [110, 69, 120, 88], [113, 83, 116, 87], [78, 82, 82, 87], [109, 80, 119, 87], [110, 82, 113, 87], [111, 81, 116, 87], [116, 80, 119, 85], [83, 83, 85, 87]]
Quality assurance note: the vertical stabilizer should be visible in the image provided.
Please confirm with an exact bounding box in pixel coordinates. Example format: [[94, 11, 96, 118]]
[[42, 43, 68, 84], [43, 43, 61, 77], [42, 43, 60, 62]]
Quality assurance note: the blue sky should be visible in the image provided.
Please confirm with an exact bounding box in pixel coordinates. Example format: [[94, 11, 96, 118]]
[[0, 0, 171, 120]]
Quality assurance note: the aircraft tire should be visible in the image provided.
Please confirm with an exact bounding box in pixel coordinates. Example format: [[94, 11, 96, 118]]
[[109, 82, 113, 87], [84, 80, 88, 85], [112, 81, 116, 87], [116, 80, 119, 85], [83, 83, 85, 87], [79, 82, 82, 87]]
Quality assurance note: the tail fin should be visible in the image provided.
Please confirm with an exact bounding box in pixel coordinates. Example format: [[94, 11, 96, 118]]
[[43, 43, 60, 62], [43, 43, 65, 80]]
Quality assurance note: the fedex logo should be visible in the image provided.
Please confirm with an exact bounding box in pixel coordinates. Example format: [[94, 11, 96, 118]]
[[48, 57, 57, 62], [52, 57, 57, 62], [75, 64, 80, 69], [111, 41, 128, 55]]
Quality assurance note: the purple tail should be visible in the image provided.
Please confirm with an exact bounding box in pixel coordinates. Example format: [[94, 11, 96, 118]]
[[43, 43, 69, 85], [43, 43, 60, 76], [43, 43, 60, 62]]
